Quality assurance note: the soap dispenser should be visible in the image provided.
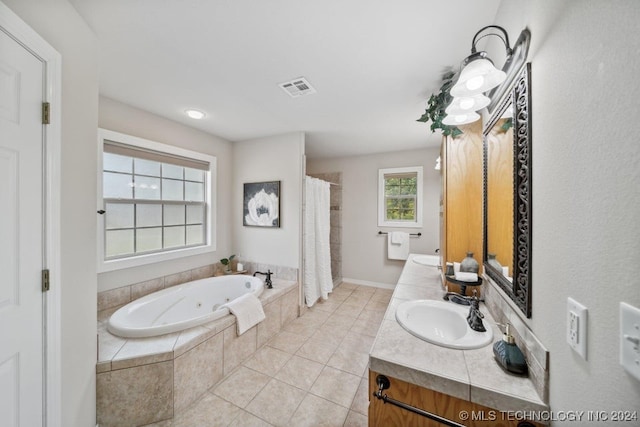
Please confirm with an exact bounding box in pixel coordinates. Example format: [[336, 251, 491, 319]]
[[493, 323, 528, 376]]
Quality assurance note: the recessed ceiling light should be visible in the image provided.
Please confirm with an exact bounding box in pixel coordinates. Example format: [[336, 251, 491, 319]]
[[185, 109, 205, 119]]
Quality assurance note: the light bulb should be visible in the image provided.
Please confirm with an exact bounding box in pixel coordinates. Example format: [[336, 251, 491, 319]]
[[446, 94, 490, 116], [442, 111, 480, 126], [466, 76, 484, 91], [459, 98, 475, 110]]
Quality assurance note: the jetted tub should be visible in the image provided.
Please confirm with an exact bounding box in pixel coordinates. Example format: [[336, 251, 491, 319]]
[[108, 275, 264, 338]]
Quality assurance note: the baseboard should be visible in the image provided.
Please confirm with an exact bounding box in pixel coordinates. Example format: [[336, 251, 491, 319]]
[[341, 277, 395, 290]]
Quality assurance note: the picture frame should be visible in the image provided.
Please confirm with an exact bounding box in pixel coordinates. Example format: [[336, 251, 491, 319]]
[[243, 181, 281, 227]]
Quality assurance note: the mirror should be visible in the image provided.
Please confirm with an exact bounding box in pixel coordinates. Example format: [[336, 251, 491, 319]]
[[483, 63, 532, 318]]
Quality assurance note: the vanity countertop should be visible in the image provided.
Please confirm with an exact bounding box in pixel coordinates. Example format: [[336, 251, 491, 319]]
[[369, 253, 548, 413]]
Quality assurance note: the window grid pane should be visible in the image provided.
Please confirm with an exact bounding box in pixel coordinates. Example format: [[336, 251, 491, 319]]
[[164, 226, 186, 248], [162, 163, 184, 180], [136, 204, 162, 227], [134, 158, 161, 177], [185, 182, 204, 202], [162, 178, 184, 201], [186, 204, 204, 224], [136, 227, 162, 253], [104, 149, 207, 260], [134, 176, 161, 200], [103, 172, 133, 199], [106, 229, 134, 258], [184, 167, 204, 182], [384, 173, 417, 222], [104, 153, 132, 173], [186, 225, 204, 246], [105, 203, 134, 230], [164, 204, 186, 226]]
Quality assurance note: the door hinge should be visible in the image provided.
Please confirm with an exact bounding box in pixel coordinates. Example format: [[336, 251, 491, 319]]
[[42, 102, 50, 125], [42, 269, 50, 292]]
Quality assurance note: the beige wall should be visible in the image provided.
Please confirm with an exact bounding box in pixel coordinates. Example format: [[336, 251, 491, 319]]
[[307, 147, 441, 286], [494, 0, 640, 417], [233, 132, 305, 269], [97, 97, 234, 292], [2, 0, 99, 425], [9, 0, 640, 424]]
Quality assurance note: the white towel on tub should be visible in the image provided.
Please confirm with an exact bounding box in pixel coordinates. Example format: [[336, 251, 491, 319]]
[[388, 231, 410, 260], [225, 293, 265, 335]]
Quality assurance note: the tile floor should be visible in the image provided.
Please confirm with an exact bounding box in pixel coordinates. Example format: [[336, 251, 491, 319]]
[[148, 282, 392, 427]]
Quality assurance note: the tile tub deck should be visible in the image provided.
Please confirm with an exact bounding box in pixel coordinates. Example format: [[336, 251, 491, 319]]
[[96, 279, 298, 427]]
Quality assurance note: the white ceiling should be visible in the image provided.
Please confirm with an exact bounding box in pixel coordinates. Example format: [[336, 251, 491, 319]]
[[69, 0, 501, 158]]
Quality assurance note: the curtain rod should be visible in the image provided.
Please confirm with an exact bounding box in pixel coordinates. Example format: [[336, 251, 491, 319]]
[[305, 176, 341, 186]]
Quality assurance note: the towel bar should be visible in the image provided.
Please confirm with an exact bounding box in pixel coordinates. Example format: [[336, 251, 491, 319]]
[[377, 231, 422, 237], [372, 375, 465, 427]]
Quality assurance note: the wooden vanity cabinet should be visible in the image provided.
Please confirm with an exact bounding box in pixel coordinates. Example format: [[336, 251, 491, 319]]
[[439, 121, 484, 291], [368, 370, 543, 427]]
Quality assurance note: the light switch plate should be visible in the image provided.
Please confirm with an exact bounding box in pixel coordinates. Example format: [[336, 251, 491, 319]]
[[567, 297, 587, 360], [620, 302, 640, 381]]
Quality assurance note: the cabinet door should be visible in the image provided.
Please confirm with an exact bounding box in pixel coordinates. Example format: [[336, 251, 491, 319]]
[[439, 138, 446, 283], [369, 371, 543, 427], [441, 121, 483, 292]]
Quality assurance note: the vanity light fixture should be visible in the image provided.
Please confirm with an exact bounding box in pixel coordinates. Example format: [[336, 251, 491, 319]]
[[450, 25, 513, 98], [185, 109, 206, 120]]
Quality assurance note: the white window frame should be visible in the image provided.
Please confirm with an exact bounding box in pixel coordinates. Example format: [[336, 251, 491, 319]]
[[97, 128, 217, 272], [378, 166, 423, 228]]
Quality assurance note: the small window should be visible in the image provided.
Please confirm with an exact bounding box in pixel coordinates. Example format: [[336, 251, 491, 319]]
[[98, 129, 216, 272], [378, 166, 423, 228]]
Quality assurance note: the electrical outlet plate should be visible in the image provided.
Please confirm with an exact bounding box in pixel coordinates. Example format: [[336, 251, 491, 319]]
[[620, 302, 640, 381], [567, 297, 588, 360]]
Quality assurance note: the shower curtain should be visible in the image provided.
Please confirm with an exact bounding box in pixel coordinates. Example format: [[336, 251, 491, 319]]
[[304, 176, 333, 307]]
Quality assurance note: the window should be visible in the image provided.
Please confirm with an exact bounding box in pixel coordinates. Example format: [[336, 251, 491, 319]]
[[378, 166, 423, 228], [98, 129, 216, 272]]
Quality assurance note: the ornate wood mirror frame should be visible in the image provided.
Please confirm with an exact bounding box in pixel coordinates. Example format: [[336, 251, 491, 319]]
[[483, 62, 532, 318]]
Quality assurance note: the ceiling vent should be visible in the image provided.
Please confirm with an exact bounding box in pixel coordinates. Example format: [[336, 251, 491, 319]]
[[279, 77, 317, 98]]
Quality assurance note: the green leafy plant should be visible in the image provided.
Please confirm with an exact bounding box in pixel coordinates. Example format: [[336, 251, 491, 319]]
[[220, 254, 235, 271], [416, 71, 463, 137]]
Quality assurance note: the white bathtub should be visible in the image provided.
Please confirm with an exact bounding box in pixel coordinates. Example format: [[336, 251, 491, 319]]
[[108, 275, 264, 338]]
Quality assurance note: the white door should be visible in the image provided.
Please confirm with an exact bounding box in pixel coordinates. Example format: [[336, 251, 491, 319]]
[[0, 27, 45, 427]]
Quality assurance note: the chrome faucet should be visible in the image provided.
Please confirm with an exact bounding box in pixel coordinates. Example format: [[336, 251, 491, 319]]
[[253, 270, 273, 289]]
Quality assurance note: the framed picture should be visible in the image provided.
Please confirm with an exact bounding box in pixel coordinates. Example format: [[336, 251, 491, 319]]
[[243, 181, 281, 227]]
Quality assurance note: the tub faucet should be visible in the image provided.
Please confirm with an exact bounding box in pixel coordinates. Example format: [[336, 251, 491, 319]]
[[253, 270, 273, 289]]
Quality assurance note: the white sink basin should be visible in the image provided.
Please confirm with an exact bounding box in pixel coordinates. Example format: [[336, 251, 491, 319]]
[[395, 300, 493, 349], [412, 255, 440, 267]]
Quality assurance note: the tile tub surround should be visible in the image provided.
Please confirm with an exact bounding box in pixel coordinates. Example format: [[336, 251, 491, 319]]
[[143, 281, 391, 427], [97, 262, 299, 312], [97, 279, 298, 427], [369, 254, 549, 415]]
